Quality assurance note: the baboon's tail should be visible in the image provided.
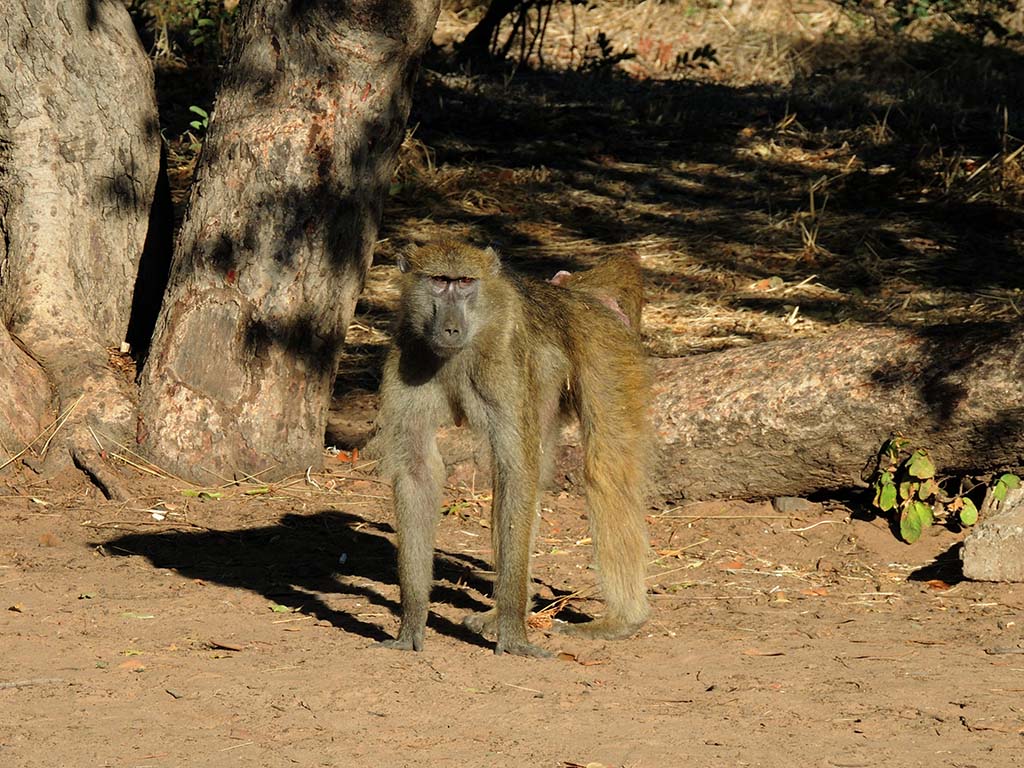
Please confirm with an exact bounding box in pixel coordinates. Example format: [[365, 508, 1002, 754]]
[[565, 329, 651, 638]]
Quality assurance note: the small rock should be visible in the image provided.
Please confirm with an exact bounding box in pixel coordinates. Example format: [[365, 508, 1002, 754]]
[[772, 496, 820, 515], [962, 490, 1024, 582]]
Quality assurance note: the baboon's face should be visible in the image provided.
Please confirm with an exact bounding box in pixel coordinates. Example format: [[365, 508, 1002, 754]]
[[398, 241, 499, 357], [404, 273, 482, 356]]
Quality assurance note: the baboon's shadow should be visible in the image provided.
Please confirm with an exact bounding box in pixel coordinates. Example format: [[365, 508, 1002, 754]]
[[102, 509, 510, 647]]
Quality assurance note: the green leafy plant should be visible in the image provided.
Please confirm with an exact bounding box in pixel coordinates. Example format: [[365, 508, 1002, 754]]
[[188, 14, 218, 48], [128, 0, 237, 60], [185, 104, 209, 151], [188, 105, 209, 132], [869, 436, 1020, 542], [870, 438, 941, 543], [991, 472, 1021, 502]]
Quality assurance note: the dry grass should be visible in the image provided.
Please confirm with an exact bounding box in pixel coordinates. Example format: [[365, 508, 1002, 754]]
[[342, 1, 1024, 365], [152, 1, 1024, 369]]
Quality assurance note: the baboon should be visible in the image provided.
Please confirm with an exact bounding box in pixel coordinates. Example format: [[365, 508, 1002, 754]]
[[374, 240, 651, 657], [548, 253, 644, 332]]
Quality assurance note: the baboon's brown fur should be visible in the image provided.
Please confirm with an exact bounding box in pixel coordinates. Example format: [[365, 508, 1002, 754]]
[[374, 240, 651, 657]]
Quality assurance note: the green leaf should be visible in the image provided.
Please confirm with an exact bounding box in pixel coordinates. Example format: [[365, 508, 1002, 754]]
[[900, 509, 923, 543], [269, 604, 291, 613], [243, 486, 271, 496], [188, 105, 209, 119], [880, 470, 893, 484], [993, 482, 1008, 502], [917, 478, 939, 500], [879, 482, 897, 512], [907, 450, 935, 479], [999, 473, 1021, 490], [189, 120, 204, 131], [960, 498, 979, 526], [900, 501, 935, 543], [911, 500, 934, 527]]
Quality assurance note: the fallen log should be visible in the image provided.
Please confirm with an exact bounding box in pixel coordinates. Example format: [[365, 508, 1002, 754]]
[[653, 323, 1024, 500]]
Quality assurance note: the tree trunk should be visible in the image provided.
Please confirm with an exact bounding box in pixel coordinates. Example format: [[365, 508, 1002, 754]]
[[652, 323, 1024, 500], [0, 0, 160, 471], [138, 0, 441, 483]]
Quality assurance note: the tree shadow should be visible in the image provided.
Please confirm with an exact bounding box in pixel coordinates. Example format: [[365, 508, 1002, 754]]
[[101, 508, 572, 648]]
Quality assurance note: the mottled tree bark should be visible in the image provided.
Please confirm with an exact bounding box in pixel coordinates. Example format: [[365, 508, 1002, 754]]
[[0, 0, 160, 472], [652, 323, 1024, 500], [0, 330, 51, 459], [139, 0, 441, 483]]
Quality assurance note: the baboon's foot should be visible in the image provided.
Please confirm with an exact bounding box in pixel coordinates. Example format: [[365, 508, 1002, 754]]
[[549, 615, 646, 640]]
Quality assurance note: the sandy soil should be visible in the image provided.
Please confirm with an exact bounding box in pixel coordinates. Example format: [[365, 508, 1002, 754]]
[[5, 4, 1023, 767], [3, 465, 1023, 768]]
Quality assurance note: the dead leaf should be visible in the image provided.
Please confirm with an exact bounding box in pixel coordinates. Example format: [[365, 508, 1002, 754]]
[[38, 532, 60, 547], [528, 613, 554, 630], [743, 649, 785, 657], [555, 651, 607, 667], [8, 603, 25, 613], [749, 276, 785, 292], [925, 579, 951, 591], [718, 559, 745, 570], [656, 548, 687, 557], [800, 587, 830, 597], [118, 659, 146, 672]]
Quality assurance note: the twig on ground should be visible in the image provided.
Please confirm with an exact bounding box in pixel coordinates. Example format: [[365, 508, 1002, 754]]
[[0, 678, 66, 690]]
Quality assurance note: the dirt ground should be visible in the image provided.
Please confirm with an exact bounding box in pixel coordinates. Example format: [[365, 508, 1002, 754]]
[[3, 466, 1024, 768], [4, 2, 1024, 766]]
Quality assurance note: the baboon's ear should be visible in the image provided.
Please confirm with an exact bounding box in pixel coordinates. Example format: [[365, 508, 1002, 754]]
[[396, 252, 412, 273], [484, 245, 501, 275]]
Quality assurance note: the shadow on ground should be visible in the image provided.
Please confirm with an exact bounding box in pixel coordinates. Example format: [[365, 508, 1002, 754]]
[[101, 509, 581, 647], [102, 510, 489, 646]]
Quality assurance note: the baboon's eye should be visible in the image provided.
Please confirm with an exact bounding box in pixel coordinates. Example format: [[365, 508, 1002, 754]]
[[457, 277, 476, 287]]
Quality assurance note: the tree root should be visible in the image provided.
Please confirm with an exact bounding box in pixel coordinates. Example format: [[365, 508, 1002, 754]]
[[71, 447, 129, 502]]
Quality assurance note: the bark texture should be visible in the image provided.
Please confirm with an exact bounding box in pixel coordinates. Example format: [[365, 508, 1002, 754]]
[[0, 0, 160, 467], [139, 0, 441, 483], [0, 330, 51, 456], [653, 323, 1024, 500]]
